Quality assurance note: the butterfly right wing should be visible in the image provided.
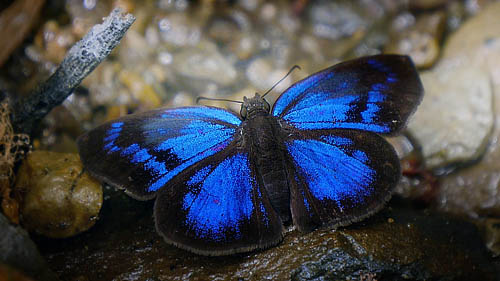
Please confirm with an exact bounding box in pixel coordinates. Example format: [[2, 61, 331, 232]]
[[77, 106, 242, 200]]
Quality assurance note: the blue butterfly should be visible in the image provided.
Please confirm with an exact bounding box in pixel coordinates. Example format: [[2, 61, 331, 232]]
[[77, 55, 423, 256]]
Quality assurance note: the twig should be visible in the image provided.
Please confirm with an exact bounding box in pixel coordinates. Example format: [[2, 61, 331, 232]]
[[11, 8, 135, 135]]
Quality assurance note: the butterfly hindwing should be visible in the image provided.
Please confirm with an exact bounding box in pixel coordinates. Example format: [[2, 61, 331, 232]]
[[77, 107, 241, 200], [273, 55, 423, 134], [283, 128, 400, 232], [154, 147, 284, 255]]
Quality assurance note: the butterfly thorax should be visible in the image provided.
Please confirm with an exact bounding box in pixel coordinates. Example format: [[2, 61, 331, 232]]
[[240, 94, 292, 224]]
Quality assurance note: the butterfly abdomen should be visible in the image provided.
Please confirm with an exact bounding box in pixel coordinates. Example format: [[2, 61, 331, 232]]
[[242, 114, 292, 224]]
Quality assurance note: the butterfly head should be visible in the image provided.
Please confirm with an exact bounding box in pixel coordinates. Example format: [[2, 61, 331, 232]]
[[240, 93, 271, 120]]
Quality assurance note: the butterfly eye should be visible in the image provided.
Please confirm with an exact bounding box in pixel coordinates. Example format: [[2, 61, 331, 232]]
[[263, 99, 270, 113], [240, 105, 248, 119]]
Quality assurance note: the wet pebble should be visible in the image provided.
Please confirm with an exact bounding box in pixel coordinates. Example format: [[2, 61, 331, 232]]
[[385, 11, 446, 68], [308, 1, 368, 41], [16, 151, 102, 238]]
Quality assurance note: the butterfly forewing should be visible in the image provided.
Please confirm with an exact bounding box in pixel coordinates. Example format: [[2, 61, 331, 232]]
[[154, 148, 283, 256], [283, 129, 400, 232], [273, 55, 423, 134], [77, 106, 241, 200]]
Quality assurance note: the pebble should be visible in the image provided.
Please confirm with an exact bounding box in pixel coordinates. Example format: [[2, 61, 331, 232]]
[[16, 151, 102, 238], [385, 12, 446, 68], [173, 41, 238, 87]]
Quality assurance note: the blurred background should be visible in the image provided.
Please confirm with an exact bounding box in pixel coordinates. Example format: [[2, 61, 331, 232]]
[[1, 0, 500, 280], [0, 0, 477, 151]]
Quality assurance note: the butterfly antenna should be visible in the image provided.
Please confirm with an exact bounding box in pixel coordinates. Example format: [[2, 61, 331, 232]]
[[196, 96, 244, 104], [262, 65, 301, 98]]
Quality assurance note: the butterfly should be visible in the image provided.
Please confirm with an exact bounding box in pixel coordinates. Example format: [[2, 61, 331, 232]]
[[77, 55, 423, 256]]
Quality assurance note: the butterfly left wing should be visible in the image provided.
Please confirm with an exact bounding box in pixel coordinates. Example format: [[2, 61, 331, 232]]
[[272, 55, 423, 135], [283, 128, 400, 232], [77, 106, 242, 200], [154, 147, 284, 256]]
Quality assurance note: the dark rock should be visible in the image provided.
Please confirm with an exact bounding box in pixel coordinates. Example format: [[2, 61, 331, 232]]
[[36, 193, 496, 280], [0, 213, 59, 281]]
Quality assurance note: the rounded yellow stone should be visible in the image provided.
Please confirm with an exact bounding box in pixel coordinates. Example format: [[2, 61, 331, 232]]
[[16, 151, 102, 238]]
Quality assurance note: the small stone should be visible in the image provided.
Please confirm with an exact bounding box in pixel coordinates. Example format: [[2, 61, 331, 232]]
[[118, 70, 162, 109], [16, 151, 103, 238], [246, 57, 292, 93], [410, 0, 449, 10], [385, 12, 446, 68], [230, 35, 257, 60], [308, 1, 368, 41], [207, 17, 241, 44], [173, 41, 238, 87], [157, 13, 202, 47]]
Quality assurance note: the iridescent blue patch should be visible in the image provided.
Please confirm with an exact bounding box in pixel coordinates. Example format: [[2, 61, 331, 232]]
[[182, 153, 254, 240]]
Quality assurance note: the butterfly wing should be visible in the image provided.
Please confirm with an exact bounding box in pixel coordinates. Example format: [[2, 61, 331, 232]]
[[284, 129, 400, 232], [272, 55, 423, 134], [154, 147, 284, 256], [77, 106, 242, 200], [273, 55, 423, 232]]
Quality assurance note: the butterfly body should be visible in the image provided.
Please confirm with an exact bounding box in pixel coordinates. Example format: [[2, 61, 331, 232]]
[[78, 55, 423, 256], [240, 94, 292, 223]]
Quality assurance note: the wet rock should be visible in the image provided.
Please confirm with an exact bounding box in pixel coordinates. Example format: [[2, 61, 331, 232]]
[[407, 1, 500, 169], [16, 151, 103, 238], [0, 213, 59, 281], [229, 34, 257, 60], [37, 197, 496, 280], [307, 1, 368, 41], [407, 63, 494, 169], [409, 1, 500, 218], [385, 12, 446, 68]]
